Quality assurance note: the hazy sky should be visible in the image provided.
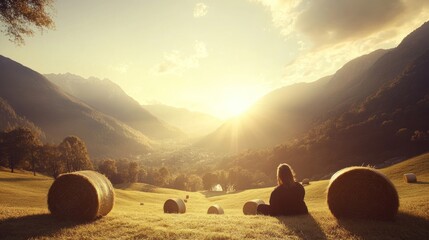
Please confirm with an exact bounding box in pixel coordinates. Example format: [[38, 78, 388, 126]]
[[1, 0, 428, 119]]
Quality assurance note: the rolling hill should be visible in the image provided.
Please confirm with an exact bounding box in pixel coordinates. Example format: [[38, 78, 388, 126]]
[[0, 56, 152, 158], [0, 153, 428, 239], [46, 73, 184, 140]]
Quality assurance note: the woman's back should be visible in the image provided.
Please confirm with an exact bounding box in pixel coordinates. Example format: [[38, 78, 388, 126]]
[[269, 182, 308, 216]]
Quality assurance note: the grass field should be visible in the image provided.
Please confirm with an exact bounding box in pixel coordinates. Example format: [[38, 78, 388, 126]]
[[1, 154, 429, 240]]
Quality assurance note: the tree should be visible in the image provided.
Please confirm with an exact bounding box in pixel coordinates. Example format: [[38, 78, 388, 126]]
[[3, 127, 40, 173], [59, 136, 93, 172], [0, 0, 55, 45], [98, 159, 118, 181], [128, 161, 138, 183], [202, 172, 217, 190], [37, 144, 63, 178], [187, 174, 203, 192], [173, 174, 188, 190]]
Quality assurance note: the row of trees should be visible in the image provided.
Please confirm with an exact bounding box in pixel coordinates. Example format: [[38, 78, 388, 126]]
[[0, 128, 271, 191], [97, 157, 272, 191], [0, 127, 93, 177]]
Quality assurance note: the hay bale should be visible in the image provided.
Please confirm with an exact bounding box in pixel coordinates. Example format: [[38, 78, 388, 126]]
[[47, 170, 115, 221], [186, 195, 189, 199], [403, 173, 417, 183], [243, 199, 265, 215], [207, 204, 224, 215], [184, 199, 188, 203], [163, 198, 186, 214], [327, 167, 399, 220], [302, 178, 310, 185]]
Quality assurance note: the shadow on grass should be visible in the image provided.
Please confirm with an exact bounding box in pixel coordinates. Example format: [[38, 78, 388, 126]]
[[337, 212, 429, 239], [276, 214, 327, 240], [0, 177, 49, 182], [0, 214, 86, 240], [414, 181, 429, 185]]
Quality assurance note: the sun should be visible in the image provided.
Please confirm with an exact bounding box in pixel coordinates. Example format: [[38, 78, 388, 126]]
[[225, 97, 253, 118]]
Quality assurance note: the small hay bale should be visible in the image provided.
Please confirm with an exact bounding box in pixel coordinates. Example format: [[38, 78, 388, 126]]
[[243, 199, 265, 215], [302, 178, 310, 185], [186, 195, 189, 199], [327, 167, 399, 221], [163, 198, 186, 214], [403, 173, 417, 183], [47, 170, 115, 221], [207, 204, 224, 215], [184, 199, 188, 203], [140, 202, 144, 206]]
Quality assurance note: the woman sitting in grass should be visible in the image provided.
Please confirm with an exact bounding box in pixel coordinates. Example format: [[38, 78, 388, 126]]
[[257, 163, 308, 216]]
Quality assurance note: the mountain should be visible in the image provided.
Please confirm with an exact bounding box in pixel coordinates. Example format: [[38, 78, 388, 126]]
[[212, 21, 429, 179], [0, 56, 152, 158], [142, 104, 222, 137], [198, 49, 387, 152], [45, 73, 184, 140], [0, 97, 44, 138]]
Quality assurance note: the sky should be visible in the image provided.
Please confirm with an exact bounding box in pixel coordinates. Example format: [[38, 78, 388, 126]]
[[1, 0, 428, 119]]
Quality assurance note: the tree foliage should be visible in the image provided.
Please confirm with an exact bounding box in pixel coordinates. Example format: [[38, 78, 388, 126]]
[[0, 0, 55, 44], [1, 127, 40, 173]]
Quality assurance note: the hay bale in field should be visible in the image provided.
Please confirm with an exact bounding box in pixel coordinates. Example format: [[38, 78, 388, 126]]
[[47, 170, 115, 221], [186, 195, 189, 199], [164, 198, 186, 214], [184, 199, 188, 203], [403, 173, 417, 183], [302, 178, 310, 185], [243, 199, 265, 215], [207, 204, 224, 215], [327, 167, 399, 221]]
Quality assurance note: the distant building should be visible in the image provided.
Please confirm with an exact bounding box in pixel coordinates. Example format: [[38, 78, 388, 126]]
[[211, 184, 223, 192]]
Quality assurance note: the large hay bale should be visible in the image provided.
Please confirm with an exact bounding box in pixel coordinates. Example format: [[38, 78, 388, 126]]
[[302, 178, 310, 185], [327, 167, 399, 220], [243, 199, 265, 215], [163, 198, 186, 214], [47, 170, 115, 221], [207, 204, 224, 214], [403, 173, 417, 183]]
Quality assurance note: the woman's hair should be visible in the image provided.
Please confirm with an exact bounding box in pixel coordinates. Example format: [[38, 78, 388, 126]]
[[277, 163, 296, 186]]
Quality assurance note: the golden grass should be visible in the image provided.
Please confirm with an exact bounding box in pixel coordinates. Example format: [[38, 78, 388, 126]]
[[1, 153, 429, 239]]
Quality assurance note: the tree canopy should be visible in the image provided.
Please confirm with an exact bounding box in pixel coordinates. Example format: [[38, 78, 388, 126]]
[[0, 0, 55, 44]]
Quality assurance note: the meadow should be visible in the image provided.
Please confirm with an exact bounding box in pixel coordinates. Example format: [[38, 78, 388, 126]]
[[0, 154, 428, 240]]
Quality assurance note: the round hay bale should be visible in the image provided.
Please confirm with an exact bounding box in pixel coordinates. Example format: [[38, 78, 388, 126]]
[[403, 173, 417, 183], [163, 198, 186, 214], [207, 204, 224, 215], [243, 199, 265, 215], [47, 170, 115, 221], [327, 167, 399, 220], [302, 178, 310, 185], [186, 195, 189, 199]]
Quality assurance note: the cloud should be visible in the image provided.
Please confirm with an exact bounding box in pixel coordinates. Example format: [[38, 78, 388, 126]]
[[153, 41, 208, 75], [252, 0, 429, 86], [254, 0, 429, 47], [194, 3, 208, 18]]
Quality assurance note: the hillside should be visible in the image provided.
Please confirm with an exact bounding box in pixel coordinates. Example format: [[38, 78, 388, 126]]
[[200, 22, 429, 155], [198, 22, 429, 180], [0, 97, 44, 138], [198, 48, 387, 152], [46, 73, 184, 140], [142, 104, 222, 137], [0, 153, 428, 239], [0, 56, 152, 158]]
